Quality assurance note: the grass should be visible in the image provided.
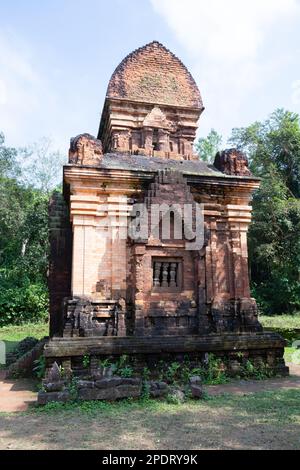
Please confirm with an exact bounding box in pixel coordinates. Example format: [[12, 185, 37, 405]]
[[260, 314, 300, 329], [1, 389, 299, 449], [31, 388, 300, 421], [0, 321, 49, 342], [1, 316, 299, 342], [0, 317, 299, 367], [0, 321, 49, 365]]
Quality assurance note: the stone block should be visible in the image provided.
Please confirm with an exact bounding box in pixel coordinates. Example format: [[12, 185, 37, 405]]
[[189, 375, 202, 386], [78, 384, 141, 401], [43, 381, 65, 392], [190, 385, 203, 399], [77, 380, 95, 389], [37, 390, 70, 405], [95, 377, 123, 388], [148, 380, 168, 398]]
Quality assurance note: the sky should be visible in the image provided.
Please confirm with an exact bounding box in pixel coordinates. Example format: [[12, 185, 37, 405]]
[[0, 0, 300, 154]]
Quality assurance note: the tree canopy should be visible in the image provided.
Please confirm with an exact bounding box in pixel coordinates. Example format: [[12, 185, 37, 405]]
[[195, 129, 222, 163], [229, 109, 300, 314], [0, 134, 64, 325]]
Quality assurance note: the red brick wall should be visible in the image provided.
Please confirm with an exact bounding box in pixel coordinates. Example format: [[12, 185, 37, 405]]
[[107, 41, 203, 109], [48, 191, 72, 337]]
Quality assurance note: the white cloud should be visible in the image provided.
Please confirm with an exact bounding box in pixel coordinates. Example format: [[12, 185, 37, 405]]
[[151, 0, 299, 62], [0, 30, 68, 152], [0, 31, 43, 142], [151, 0, 300, 140]]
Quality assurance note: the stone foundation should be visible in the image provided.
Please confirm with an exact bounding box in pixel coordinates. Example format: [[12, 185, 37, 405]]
[[37, 331, 288, 403]]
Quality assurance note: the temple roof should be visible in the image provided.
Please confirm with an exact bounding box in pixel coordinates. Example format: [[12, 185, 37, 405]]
[[98, 152, 237, 178], [106, 41, 203, 109]]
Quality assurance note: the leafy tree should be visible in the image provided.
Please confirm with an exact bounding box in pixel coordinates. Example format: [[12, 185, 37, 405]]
[[229, 109, 300, 198], [0, 132, 19, 179], [18, 137, 66, 194], [0, 133, 50, 325], [195, 129, 223, 163], [229, 109, 300, 314]]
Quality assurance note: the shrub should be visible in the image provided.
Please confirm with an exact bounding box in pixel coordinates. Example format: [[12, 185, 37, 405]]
[[0, 282, 48, 326]]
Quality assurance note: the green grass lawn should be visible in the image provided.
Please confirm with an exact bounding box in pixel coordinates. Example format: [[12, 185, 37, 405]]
[[0, 321, 49, 342], [260, 314, 300, 364], [259, 314, 300, 329]]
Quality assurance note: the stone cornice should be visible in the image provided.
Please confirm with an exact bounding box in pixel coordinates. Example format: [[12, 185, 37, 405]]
[[63, 165, 260, 193]]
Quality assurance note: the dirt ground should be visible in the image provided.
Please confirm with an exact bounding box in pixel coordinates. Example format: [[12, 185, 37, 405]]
[[0, 390, 299, 450], [0, 365, 300, 450]]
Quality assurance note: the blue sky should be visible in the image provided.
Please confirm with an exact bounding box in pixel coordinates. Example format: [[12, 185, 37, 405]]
[[0, 0, 300, 154]]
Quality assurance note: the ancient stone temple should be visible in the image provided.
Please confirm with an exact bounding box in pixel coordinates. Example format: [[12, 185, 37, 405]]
[[44, 41, 287, 393]]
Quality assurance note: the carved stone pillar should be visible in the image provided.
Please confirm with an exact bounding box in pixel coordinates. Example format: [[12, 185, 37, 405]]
[[158, 129, 169, 152], [153, 262, 161, 286], [143, 127, 154, 152], [162, 262, 169, 287], [169, 262, 177, 287]]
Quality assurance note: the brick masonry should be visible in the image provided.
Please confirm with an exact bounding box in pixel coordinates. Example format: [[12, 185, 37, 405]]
[[45, 41, 288, 395]]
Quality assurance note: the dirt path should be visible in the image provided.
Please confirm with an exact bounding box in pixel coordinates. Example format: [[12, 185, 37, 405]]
[[206, 363, 300, 396], [0, 365, 300, 449], [0, 371, 36, 413]]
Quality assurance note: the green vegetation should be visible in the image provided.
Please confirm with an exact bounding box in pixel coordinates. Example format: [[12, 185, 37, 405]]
[[0, 388, 298, 449], [0, 321, 48, 342], [260, 314, 300, 361], [33, 355, 46, 379], [197, 109, 300, 316], [195, 128, 222, 163], [0, 108, 300, 325], [260, 315, 300, 329], [32, 389, 300, 425], [0, 133, 65, 326], [158, 355, 229, 385], [75, 353, 280, 389]]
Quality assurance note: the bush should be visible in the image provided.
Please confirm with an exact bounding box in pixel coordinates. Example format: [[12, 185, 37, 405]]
[[0, 282, 48, 326]]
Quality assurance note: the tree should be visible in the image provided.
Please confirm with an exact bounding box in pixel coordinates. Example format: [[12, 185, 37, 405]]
[[229, 109, 300, 198], [229, 109, 300, 314], [18, 137, 66, 194], [0, 132, 19, 179], [0, 133, 49, 325], [195, 129, 223, 163]]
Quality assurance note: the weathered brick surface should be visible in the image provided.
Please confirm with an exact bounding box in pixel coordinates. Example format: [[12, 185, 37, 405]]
[[107, 41, 202, 108], [98, 42, 203, 158], [48, 191, 72, 336], [44, 41, 288, 402]]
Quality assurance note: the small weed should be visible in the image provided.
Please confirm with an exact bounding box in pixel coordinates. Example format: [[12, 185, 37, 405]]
[[119, 366, 133, 378], [82, 355, 90, 369], [33, 355, 46, 379], [98, 358, 112, 369], [67, 377, 79, 400]]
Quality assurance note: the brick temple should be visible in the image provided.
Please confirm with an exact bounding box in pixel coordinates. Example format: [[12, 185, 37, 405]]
[[45, 41, 287, 379]]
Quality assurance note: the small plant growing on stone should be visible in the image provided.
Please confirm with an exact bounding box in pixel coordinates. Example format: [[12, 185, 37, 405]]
[[165, 362, 181, 383], [119, 365, 133, 378], [240, 359, 274, 380], [33, 355, 46, 379], [141, 380, 151, 400], [114, 355, 133, 377], [98, 358, 112, 369], [142, 366, 151, 381], [202, 354, 228, 385], [244, 360, 255, 375], [82, 355, 90, 369], [67, 377, 79, 401]]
